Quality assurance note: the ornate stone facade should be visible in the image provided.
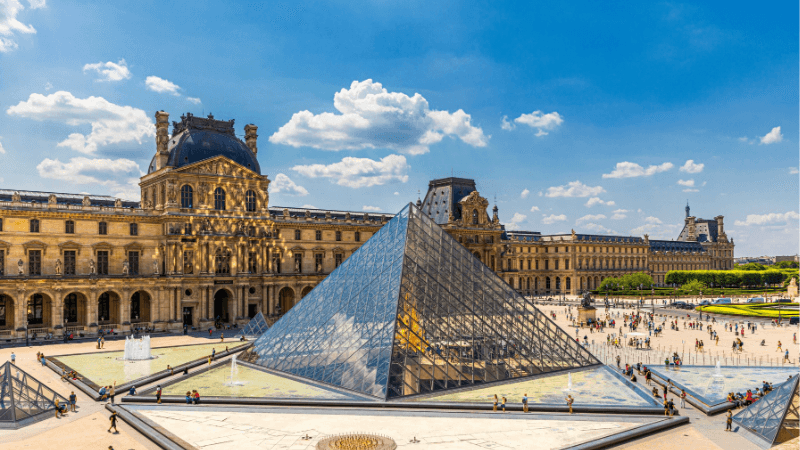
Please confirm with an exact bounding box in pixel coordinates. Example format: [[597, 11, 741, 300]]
[[0, 112, 735, 339]]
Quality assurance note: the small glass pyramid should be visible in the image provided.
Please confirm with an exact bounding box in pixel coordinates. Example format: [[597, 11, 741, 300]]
[[733, 374, 799, 447], [249, 204, 601, 400], [239, 312, 270, 338], [0, 361, 68, 428]]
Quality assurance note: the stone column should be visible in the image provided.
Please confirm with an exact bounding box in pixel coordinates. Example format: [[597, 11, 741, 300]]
[[121, 290, 130, 328], [14, 291, 26, 335], [87, 289, 98, 329], [52, 290, 63, 331], [261, 284, 268, 313]]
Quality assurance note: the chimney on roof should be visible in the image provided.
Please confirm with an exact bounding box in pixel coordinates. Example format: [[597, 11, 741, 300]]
[[244, 124, 258, 156], [686, 216, 697, 241], [154, 111, 170, 171]]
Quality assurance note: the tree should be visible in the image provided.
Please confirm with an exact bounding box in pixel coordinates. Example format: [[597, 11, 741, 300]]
[[682, 279, 706, 293], [737, 263, 766, 271], [775, 261, 799, 269]]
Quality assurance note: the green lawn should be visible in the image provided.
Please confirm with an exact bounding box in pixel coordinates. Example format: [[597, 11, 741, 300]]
[[695, 303, 799, 318]]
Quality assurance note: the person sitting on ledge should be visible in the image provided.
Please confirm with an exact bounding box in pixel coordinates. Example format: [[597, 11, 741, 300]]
[[630, 373, 638, 383], [185, 392, 192, 404], [192, 390, 200, 405], [652, 386, 660, 398], [99, 386, 107, 401]]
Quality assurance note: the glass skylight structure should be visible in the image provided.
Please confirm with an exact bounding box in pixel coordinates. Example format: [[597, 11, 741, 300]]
[[250, 204, 600, 400], [240, 311, 270, 338], [733, 374, 799, 447], [0, 361, 67, 428]]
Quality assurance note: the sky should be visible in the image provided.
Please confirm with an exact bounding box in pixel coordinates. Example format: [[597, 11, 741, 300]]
[[0, 1, 797, 257]]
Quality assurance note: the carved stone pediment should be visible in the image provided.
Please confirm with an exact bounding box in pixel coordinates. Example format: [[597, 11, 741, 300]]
[[123, 242, 145, 252], [289, 246, 305, 255], [22, 240, 48, 255], [58, 240, 82, 255], [91, 241, 114, 255], [174, 156, 262, 179]]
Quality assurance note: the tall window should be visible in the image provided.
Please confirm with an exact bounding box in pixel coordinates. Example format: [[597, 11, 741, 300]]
[[30, 219, 39, 233], [29, 294, 44, 324], [335, 231, 341, 241], [354, 231, 360, 242], [183, 251, 193, 274], [335, 253, 343, 268], [98, 292, 110, 322], [64, 250, 76, 275], [131, 292, 141, 321], [184, 223, 192, 235], [315, 253, 323, 272], [566, 277, 571, 290], [129, 223, 138, 236], [64, 293, 77, 323], [65, 220, 75, 234], [214, 188, 226, 210], [545, 277, 551, 290], [294, 253, 302, 273], [0, 250, 4, 276], [272, 253, 281, 273], [98, 221, 107, 235], [555, 260, 559, 270], [315, 230, 322, 241], [472, 209, 478, 225], [544, 260, 549, 270], [97, 251, 109, 275], [180, 185, 193, 208], [295, 229, 301, 240], [245, 190, 257, 212], [28, 250, 41, 275], [215, 248, 231, 274], [128, 251, 139, 275], [556, 277, 561, 290], [0, 295, 6, 326], [248, 251, 257, 273], [0, 218, 3, 231]]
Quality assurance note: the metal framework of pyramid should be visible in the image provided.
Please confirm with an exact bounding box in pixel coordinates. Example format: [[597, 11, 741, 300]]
[[249, 204, 601, 400], [239, 311, 270, 338], [0, 361, 68, 428], [733, 375, 799, 448]]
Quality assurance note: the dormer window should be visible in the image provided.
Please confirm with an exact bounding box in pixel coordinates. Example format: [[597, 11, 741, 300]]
[[472, 209, 478, 225]]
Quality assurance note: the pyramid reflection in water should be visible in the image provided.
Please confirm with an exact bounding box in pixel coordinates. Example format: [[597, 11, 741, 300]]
[[246, 204, 601, 400]]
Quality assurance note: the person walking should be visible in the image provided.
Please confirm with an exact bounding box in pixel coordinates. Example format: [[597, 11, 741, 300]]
[[785, 350, 790, 363], [108, 411, 118, 433], [109, 382, 116, 404], [777, 341, 783, 352], [69, 391, 77, 412], [493, 394, 498, 412], [680, 389, 686, 408], [10, 352, 14, 364], [156, 385, 162, 404], [501, 396, 507, 413], [725, 410, 732, 431], [566, 394, 574, 414], [101, 336, 105, 349], [54, 398, 62, 418], [522, 393, 528, 413], [220, 332, 224, 343]]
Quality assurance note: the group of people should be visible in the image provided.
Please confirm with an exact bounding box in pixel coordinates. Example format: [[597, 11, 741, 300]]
[[185, 390, 201, 404], [489, 392, 573, 414]]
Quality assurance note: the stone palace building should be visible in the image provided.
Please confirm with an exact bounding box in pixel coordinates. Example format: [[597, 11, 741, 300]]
[[0, 112, 734, 339]]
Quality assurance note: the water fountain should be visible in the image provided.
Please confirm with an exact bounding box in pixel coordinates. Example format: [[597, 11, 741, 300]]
[[123, 335, 152, 360], [224, 354, 246, 386], [704, 361, 726, 398], [563, 372, 574, 392]]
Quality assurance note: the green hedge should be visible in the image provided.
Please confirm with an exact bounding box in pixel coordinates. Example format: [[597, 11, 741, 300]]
[[665, 269, 798, 288], [696, 303, 799, 318]]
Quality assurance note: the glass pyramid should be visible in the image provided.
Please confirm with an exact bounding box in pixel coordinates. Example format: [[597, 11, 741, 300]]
[[733, 374, 799, 447], [0, 361, 68, 428], [239, 311, 270, 338], [249, 203, 601, 400]]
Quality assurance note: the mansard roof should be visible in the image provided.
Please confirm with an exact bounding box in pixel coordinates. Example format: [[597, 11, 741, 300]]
[[0, 189, 139, 208], [420, 177, 478, 224], [268, 206, 395, 223], [649, 239, 706, 253], [678, 218, 719, 243]]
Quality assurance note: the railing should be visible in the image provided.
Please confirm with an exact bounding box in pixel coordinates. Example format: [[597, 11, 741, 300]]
[[0, 330, 12, 337], [27, 327, 48, 336], [64, 325, 84, 334]]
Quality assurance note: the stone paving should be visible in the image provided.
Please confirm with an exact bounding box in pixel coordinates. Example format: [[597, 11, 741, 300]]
[[133, 404, 661, 450]]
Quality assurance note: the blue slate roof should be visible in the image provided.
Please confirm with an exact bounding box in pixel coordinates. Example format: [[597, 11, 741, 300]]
[[649, 240, 706, 252], [0, 189, 139, 208], [420, 177, 477, 225]]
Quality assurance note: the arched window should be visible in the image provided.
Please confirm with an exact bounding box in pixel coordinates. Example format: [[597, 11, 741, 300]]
[[98, 292, 110, 322], [28, 294, 44, 324], [245, 190, 257, 212], [215, 248, 231, 274], [214, 188, 226, 210], [64, 293, 78, 323], [472, 209, 478, 225], [180, 185, 193, 208], [545, 277, 551, 290], [555, 276, 561, 290], [566, 277, 571, 290]]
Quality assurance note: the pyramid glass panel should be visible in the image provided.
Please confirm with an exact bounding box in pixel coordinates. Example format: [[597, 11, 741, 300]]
[[239, 312, 270, 338], [733, 375, 799, 446], [0, 361, 68, 427], [249, 204, 600, 400]]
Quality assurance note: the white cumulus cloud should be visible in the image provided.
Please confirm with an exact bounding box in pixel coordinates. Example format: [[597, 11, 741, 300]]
[[501, 115, 514, 130], [186, 97, 201, 105], [504, 212, 527, 230], [270, 173, 309, 196], [582, 223, 617, 234], [530, 206, 540, 212], [585, 197, 615, 207], [545, 180, 605, 198], [37, 156, 143, 199], [270, 79, 487, 155], [645, 216, 662, 224], [790, 167, 799, 175], [145, 76, 181, 96], [602, 161, 674, 179], [0, 137, 5, 154], [0, 0, 43, 53], [362, 205, 381, 212], [677, 179, 694, 187], [734, 211, 799, 226], [301, 204, 317, 209], [520, 188, 530, 199], [542, 214, 567, 225], [611, 209, 628, 220], [292, 154, 409, 188], [511, 110, 564, 136], [83, 59, 131, 82], [576, 214, 607, 224], [6, 91, 154, 154], [682, 188, 699, 192], [759, 126, 783, 145], [680, 160, 704, 174]]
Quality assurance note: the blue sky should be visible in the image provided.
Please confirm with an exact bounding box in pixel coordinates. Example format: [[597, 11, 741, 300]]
[[0, 1, 797, 256]]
